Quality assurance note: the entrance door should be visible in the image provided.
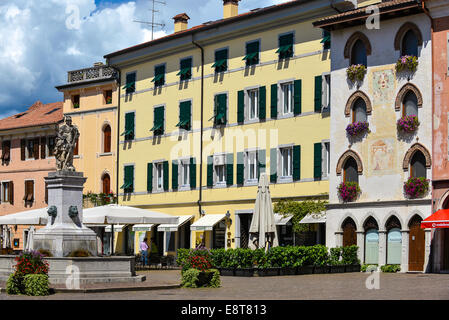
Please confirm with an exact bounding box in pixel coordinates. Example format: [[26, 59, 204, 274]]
[[213, 220, 226, 249], [239, 214, 252, 248], [443, 229, 449, 270], [343, 219, 357, 247], [365, 229, 379, 264], [409, 216, 425, 271]]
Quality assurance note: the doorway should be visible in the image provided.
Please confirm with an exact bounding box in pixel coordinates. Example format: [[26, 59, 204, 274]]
[[239, 214, 252, 248], [342, 218, 357, 247], [443, 229, 449, 270], [408, 215, 425, 271]]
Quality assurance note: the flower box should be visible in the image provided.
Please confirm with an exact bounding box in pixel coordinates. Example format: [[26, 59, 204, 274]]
[[296, 265, 314, 275], [313, 265, 329, 274], [396, 55, 418, 73], [234, 268, 254, 277], [346, 121, 369, 137], [337, 181, 360, 203], [279, 267, 297, 276], [197, 271, 215, 286], [347, 264, 361, 272], [397, 115, 419, 133], [219, 267, 235, 276], [257, 267, 280, 277], [404, 177, 429, 199], [347, 64, 366, 82], [329, 265, 346, 273]]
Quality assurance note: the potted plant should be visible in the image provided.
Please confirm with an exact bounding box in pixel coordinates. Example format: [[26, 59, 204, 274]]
[[233, 249, 254, 277], [346, 121, 369, 137], [380, 264, 401, 273], [279, 247, 296, 276], [255, 248, 280, 277], [347, 64, 366, 82], [396, 55, 418, 73], [338, 181, 361, 203], [397, 115, 419, 133], [404, 177, 429, 199], [328, 247, 345, 273], [218, 250, 235, 276], [341, 245, 361, 272]]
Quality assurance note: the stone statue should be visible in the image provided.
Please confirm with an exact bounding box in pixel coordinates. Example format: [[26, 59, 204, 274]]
[[55, 116, 79, 171]]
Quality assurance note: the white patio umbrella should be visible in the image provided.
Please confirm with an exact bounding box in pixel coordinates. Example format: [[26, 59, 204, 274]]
[[249, 172, 279, 251], [0, 208, 48, 225], [25, 226, 35, 251]]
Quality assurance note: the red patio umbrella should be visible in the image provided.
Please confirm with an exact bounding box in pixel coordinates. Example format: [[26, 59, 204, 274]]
[[421, 209, 449, 228]]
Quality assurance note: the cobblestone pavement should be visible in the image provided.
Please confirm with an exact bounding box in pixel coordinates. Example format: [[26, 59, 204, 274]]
[[1, 271, 449, 300]]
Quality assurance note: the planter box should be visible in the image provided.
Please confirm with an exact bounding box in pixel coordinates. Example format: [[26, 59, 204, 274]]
[[257, 268, 280, 277], [219, 268, 235, 276], [296, 265, 314, 275], [234, 268, 254, 277], [280, 267, 296, 276], [313, 265, 329, 274], [197, 271, 214, 287], [346, 264, 361, 272], [329, 265, 346, 273]]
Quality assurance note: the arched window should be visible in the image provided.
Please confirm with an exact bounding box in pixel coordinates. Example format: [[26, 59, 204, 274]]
[[342, 217, 357, 247], [403, 90, 418, 118], [351, 39, 367, 66], [410, 151, 426, 179], [344, 157, 359, 184], [103, 125, 111, 153], [102, 173, 111, 195], [352, 97, 367, 123], [401, 29, 418, 57], [386, 216, 402, 265], [364, 217, 379, 265]]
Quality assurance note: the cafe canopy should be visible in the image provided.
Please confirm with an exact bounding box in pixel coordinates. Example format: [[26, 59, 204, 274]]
[[421, 209, 449, 229]]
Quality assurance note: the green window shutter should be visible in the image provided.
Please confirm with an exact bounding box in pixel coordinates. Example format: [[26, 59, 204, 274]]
[[125, 73, 136, 94], [293, 145, 301, 181], [270, 148, 277, 183], [226, 153, 233, 186], [179, 58, 192, 80], [294, 79, 302, 116], [178, 101, 191, 130], [271, 84, 278, 119], [163, 161, 169, 191], [153, 65, 165, 86], [245, 41, 259, 66], [147, 162, 153, 192], [190, 157, 196, 189], [314, 75, 322, 113], [259, 86, 266, 120], [215, 94, 227, 125], [152, 106, 164, 135], [257, 149, 266, 179], [314, 143, 322, 180], [207, 156, 214, 187], [122, 165, 134, 192], [237, 152, 244, 185], [322, 29, 331, 50], [278, 33, 294, 59], [237, 90, 244, 123], [172, 161, 178, 191], [122, 112, 135, 140], [214, 49, 228, 72]]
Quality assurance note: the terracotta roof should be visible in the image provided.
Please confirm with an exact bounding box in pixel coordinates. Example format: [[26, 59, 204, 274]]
[[0, 101, 63, 131], [104, 0, 311, 60], [313, 0, 422, 28]]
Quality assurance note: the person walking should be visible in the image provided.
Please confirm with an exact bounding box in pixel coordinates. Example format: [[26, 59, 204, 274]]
[[140, 237, 149, 267]]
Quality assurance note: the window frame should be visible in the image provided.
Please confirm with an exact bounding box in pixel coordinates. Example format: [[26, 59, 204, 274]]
[[72, 94, 80, 109], [245, 150, 259, 185], [410, 151, 427, 179], [153, 63, 166, 87], [279, 81, 294, 116], [213, 47, 228, 73], [23, 179, 35, 204], [177, 99, 192, 132], [343, 157, 359, 184], [179, 158, 191, 189], [103, 124, 112, 154], [179, 57, 193, 81], [402, 90, 419, 118], [352, 97, 368, 123], [350, 39, 367, 67], [104, 89, 113, 105], [1, 181, 11, 203], [401, 29, 419, 57], [213, 153, 227, 187], [212, 92, 228, 127], [279, 146, 293, 179], [277, 31, 294, 60], [321, 73, 331, 113], [244, 39, 260, 67], [247, 88, 259, 122], [153, 161, 165, 192], [124, 71, 137, 95]]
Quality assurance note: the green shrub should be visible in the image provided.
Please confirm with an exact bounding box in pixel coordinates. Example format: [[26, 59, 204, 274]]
[[68, 249, 91, 257], [380, 264, 401, 273], [181, 268, 200, 288], [23, 274, 49, 296], [361, 264, 378, 272], [303, 245, 329, 266], [329, 247, 342, 265], [233, 249, 254, 268], [341, 245, 360, 265], [210, 248, 226, 268], [6, 273, 24, 295], [209, 269, 221, 288]]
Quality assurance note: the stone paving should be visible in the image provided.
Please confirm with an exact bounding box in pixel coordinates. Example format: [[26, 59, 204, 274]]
[[1, 270, 449, 300]]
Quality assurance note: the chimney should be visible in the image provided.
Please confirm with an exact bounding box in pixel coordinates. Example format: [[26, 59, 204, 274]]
[[173, 13, 190, 33], [93, 62, 104, 67], [223, 0, 239, 19]]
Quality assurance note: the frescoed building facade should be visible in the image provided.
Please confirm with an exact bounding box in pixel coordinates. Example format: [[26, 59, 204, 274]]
[[0, 101, 63, 251], [314, 0, 433, 272], [105, 0, 340, 254]]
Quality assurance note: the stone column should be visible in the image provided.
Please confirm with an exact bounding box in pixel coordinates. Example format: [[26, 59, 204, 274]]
[[379, 230, 387, 266], [401, 229, 409, 272], [33, 171, 97, 257], [357, 231, 365, 263]]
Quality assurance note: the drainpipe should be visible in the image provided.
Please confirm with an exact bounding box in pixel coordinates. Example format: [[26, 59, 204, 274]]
[[192, 36, 205, 220]]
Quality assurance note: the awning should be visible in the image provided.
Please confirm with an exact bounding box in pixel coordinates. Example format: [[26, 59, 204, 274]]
[[158, 215, 193, 232], [105, 224, 125, 232], [191, 214, 226, 231], [274, 213, 293, 226], [0, 208, 47, 225], [299, 212, 326, 224], [421, 209, 449, 228], [132, 224, 154, 231]]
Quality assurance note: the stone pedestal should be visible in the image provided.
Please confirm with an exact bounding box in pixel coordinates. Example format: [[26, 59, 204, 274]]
[[33, 171, 97, 257]]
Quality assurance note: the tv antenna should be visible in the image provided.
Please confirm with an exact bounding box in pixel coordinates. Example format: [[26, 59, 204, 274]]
[[134, 0, 166, 40]]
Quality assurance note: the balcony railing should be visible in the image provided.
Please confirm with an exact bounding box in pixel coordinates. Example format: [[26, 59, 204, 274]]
[[68, 65, 117, 83]]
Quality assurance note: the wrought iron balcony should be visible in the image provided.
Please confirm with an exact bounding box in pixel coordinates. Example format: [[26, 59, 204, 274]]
[[67, 64, 117, 83]]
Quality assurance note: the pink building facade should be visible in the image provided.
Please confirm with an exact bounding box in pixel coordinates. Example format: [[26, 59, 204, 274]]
[[0, 101, 63, 251]]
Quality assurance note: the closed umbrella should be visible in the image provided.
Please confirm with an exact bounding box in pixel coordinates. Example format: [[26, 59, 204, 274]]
[[249, 173, 278, 251], [25, 226, 35, 251]]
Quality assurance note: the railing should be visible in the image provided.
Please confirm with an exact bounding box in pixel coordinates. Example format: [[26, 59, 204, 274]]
[[68, 65, 117, 83]]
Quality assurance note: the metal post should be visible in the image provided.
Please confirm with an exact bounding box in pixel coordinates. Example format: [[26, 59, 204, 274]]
[[111, 224, 114, 255]]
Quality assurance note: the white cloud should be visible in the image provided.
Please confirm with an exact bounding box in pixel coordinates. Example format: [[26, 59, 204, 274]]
[[0, 0, 282, 117]]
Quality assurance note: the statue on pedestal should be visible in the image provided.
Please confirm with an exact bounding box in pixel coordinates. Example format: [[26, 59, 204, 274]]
[[55, 116, 79, 172]]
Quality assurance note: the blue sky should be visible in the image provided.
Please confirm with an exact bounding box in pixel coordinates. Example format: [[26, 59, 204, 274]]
[[0, 0, 283, 119]]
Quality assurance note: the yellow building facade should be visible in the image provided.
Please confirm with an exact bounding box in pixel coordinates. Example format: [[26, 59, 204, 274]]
[[56, 63, 118, 203], [106, 0, 337, 254]]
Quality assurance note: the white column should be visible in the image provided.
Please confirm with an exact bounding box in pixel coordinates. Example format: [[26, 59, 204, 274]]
[[401, 230, 409, 273], [357, 231, 365, 263], [379, 230, 387, 266]]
